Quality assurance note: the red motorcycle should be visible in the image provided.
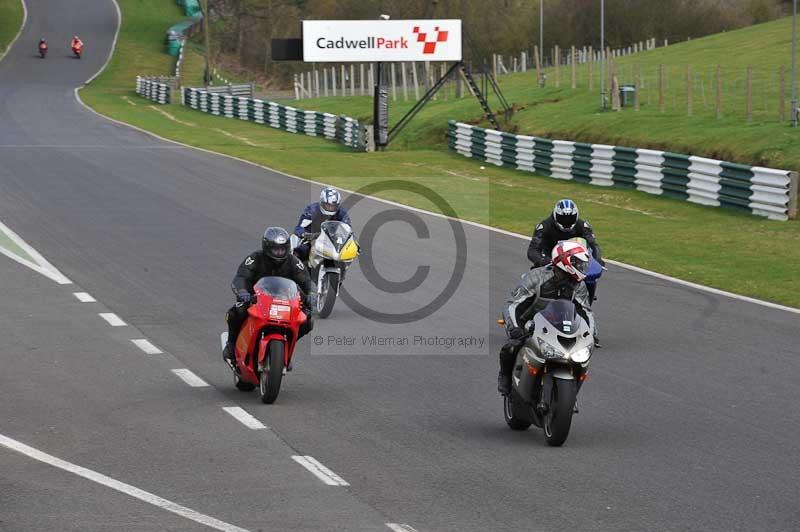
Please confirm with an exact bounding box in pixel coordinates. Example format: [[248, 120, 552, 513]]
[[38, 42, 48, 58], [221, 276, 308, 404], [71, 42, 83, 59]]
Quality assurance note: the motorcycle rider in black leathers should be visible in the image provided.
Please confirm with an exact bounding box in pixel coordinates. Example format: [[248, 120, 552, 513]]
[[497, 241, 596, 395], [528, 199, 604, 268], [222, 227, 317, 365]]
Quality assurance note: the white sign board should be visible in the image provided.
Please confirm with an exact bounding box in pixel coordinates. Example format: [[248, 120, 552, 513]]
[[303, 20, 462, 62]]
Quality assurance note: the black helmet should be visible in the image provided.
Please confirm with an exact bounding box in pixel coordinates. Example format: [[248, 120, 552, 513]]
[[262, 227, 291, 263]]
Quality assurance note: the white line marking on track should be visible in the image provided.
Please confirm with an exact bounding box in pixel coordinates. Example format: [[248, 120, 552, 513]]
[[171, 369, 209, 387], [291, 455, 350, 486], [131, 339, 162, 355], [98, 313, 126, 327], [0, 0, 27, 64], [0, 220, 72, 285], [222, 407, 266, 430], [73, 292, 96, 303], [0, 433, 251, 532], [386, 524, 419, 532], [73, 70, 800, 316]]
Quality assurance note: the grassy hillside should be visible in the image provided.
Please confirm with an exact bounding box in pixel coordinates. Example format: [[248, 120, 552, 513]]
[[80, 1, 800, 308], [0, 0, 23, 57], [269, 17, 800, 171]]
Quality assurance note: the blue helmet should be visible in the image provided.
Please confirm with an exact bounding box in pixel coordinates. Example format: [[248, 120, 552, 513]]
[[319, 186, 342, 215], [553, 199, 578, 231]]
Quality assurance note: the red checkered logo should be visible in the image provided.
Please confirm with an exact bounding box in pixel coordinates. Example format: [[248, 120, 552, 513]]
[[412, 26, 449, 54]]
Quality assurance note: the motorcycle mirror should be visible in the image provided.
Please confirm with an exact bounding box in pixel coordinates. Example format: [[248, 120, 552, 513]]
[[289, 234, 300, 251]]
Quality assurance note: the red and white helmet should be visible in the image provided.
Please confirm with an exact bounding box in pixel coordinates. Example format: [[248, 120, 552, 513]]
[[551, 241, 590, 282]]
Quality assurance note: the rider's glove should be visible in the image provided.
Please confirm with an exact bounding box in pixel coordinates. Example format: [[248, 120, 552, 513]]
[[236, 291, 252, 304], [508, 327, 526, 340], [303, 293, 317, 312]]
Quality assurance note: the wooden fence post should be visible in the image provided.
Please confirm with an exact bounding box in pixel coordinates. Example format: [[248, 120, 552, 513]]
[[715, 65, 722, 118], [780, 65, 786, 122], [349, 64, 354, 96], [294, 74, 300, 100], [687, 65, 692, 116], [401, 62, 408, 101], [412, 62, 420, 100], [658, 64, 665, 113], [634, 64, 641, 111], [746, 66, 753, 121], [391, 63, 397, 101], [360, 64, 365, 95], [571, 46, 576, 89], [555, 45, 560, 88], [534, 45, 542, 86], [323, 68, 329, 97], [314, 69, 320, 97], [611, 69, 621, 111], [440, 63, 447, 99], [341, 65, 346, 95]]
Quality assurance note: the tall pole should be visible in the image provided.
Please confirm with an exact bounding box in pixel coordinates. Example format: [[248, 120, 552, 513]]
[[201, 0, 211, 85], [792, 0, 798, 126], [600, 0, 605, 110], [539, 0, 544, 69]]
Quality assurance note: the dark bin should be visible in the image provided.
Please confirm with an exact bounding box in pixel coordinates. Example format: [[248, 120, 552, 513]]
[[620, 84, 636, 107]]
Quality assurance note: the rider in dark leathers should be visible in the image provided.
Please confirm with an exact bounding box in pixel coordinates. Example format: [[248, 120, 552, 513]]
[[223, 227, 317, 364], [527, 199, 604, 268], [497, 243, 596, 395], [293, 186, 351, 262]]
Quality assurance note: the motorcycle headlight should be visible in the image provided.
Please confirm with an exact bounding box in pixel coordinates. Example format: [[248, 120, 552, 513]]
[[536, 338, 566, 360], [570, 347, 592, 364]]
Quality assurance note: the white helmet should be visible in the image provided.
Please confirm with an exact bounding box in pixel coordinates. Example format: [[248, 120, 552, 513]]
[[551, 241, 590, 282], [319, 186, 342, 215]]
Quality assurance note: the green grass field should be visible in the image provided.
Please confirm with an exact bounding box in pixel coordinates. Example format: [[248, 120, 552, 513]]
[[0, 0, 23, 57], [80, 0, 800, 308]]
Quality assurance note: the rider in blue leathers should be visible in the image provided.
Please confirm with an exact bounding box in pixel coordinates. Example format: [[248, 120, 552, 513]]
[[293, 187, 352, 262]]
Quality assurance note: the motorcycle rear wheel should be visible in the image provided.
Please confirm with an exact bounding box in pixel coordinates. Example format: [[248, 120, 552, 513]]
[[260, 340, 284, 404], [503, 393, 532, 431], [543, 379, 577, 446], [317, 272, 339, 319]]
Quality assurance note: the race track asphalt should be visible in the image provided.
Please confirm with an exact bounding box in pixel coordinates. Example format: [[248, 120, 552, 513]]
[[1, 2, 799, 531]]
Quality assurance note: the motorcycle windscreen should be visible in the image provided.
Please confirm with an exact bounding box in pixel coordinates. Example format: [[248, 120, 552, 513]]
[[539, 299, 580, 335], [254, 276, 299, 299], [320, 220, 352, 252]]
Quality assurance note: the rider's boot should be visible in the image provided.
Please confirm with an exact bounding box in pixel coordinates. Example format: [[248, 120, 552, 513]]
[[223, 341, 236, 367], [497, 370, 511, 395]]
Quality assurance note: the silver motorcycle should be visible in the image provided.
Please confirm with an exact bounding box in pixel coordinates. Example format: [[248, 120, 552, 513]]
[[503, 299, 594, 446], [291, 221, 359, 318]]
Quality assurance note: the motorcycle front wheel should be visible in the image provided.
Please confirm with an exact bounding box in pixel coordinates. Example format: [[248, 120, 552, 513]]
[[317, 271, 339, 319], [543, 379, 577, 446], [260, 340, 284, 404]]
